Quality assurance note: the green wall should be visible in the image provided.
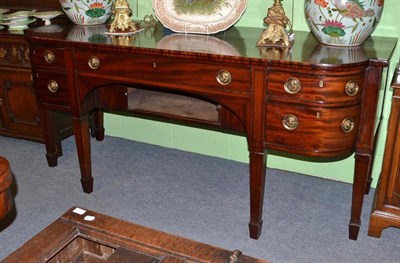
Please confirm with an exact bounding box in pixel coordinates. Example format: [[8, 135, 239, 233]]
[[107, 0, 399, 187]]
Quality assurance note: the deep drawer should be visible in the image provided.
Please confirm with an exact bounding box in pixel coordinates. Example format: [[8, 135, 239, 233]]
[[267, 71, 364, 105], [34, 70, 70, 110], [30, 46, 66, 69], [73, 51, 252, 93], [265, 101, 361, 157]]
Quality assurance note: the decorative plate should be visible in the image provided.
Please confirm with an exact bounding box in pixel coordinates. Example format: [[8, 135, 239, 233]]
[[34, 11, 63, 25], [0, 8, 9, 14], [1, 10, 36, 20], [0, 17, 36, 30], [152, 0, 247, 34]]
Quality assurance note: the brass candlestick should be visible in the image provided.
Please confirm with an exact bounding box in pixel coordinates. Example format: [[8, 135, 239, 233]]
[[257, 0, 293, 47], [108, 0, 140, 34]]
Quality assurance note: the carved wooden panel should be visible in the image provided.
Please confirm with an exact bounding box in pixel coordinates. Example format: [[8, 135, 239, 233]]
[[0, 70, 42, 135], [0, 43, 30, 68]]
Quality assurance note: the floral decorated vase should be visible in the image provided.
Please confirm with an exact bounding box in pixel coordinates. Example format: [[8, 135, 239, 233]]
[[305, 0, 384, 46], [59, 0, 114, 25]]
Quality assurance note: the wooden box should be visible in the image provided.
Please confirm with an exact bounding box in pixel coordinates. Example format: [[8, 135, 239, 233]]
[[2, 207, 269, 263]]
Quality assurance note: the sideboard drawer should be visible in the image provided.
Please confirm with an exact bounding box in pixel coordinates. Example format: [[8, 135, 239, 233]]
[[73, 51, 252, 93], [265, 102, 361, 156], [34, 71, 70, 110], [30, 47, 66, 69], [267, 71, 364, 104]]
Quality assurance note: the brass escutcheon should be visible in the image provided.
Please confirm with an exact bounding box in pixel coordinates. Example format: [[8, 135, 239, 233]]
[[216, 70, 232, 86], [25, 48, 30, 62], [0, 98, 3, 106], [284, 78, 301, 94], [0, 48, 6, 58], [12, 46, 17, 57], [341, 117, 355, 133], [47, 80, 59, 93], [345, 80, 359, 96], [282, 114, 299, 130], [44, 50, 55, 64], [88, 56, 100, 69]]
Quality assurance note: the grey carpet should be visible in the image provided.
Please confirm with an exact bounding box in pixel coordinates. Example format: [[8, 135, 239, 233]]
[[0, 135, 399, 263]]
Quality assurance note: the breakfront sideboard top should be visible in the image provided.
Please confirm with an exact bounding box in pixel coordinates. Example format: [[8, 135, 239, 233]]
[[24, 21, 397, 69]]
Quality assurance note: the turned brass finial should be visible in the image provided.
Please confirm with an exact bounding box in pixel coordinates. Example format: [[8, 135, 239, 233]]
[[108, 0, 140, 34], [257, 0, 293, 47]]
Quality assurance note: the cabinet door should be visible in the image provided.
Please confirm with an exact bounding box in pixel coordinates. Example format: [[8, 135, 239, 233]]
[[0, 69, 43, 141]]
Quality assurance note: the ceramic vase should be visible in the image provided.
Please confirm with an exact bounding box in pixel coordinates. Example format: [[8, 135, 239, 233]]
[[304, 0, 384, 46], [59, 0, 114, 25]]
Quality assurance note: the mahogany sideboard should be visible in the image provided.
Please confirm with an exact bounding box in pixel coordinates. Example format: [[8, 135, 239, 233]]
[[368, 61, 400, 237], [3, 207, 268, 262], [24, 22, 397, 240]]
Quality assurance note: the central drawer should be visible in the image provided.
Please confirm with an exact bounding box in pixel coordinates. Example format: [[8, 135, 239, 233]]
[[73, 50, 252, 93]]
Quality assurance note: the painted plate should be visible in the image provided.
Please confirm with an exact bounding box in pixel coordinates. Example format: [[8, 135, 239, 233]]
[[0, 18, 36, 30], [34, 11, 63, 20], [152, 0, 247, 34], [0, 8, 9, 14], [1, 10, 36, 20]]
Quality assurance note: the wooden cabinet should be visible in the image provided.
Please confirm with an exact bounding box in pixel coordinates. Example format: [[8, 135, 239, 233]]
[[0, 33, 45, 141], [0, 4, 70, 142], [368, 62, 400, 237]]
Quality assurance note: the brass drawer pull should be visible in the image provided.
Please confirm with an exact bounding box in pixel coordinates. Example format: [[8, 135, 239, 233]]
[[216, 70, 232, 86], [345, 80, 359, 96], [341, 117, 355, 133], [44, 50, 55, 64], [282, 114, 299, 130], [284, 77, 301, 94], [47, 80, 59, 93], [88, 56, 100, 69]]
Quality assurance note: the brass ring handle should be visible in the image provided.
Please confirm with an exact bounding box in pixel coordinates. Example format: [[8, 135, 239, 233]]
[[282, 114, 299, 130], [284, 77, 301, 94], [341, 117, 355, 133], [44, 50, 55, 64], [345, 80, 359, 96], [88, 56, 100, 70], [47, 80, 59, 93], [216, 70, 232, 86]]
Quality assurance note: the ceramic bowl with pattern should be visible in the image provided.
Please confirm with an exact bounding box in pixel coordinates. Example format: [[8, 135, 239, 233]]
[[305, 0, 384, 46], [59, 0, 114, 25]]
